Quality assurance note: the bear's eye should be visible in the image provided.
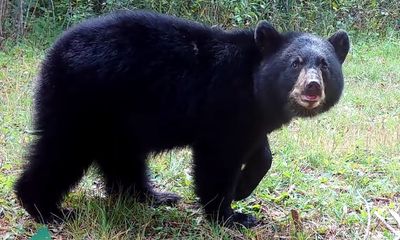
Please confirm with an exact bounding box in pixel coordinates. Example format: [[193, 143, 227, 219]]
[[291, 59, 301, 69], [320, 58, 328, 70]]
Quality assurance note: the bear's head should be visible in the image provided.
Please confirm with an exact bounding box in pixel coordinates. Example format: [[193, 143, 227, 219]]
[[254, 21, 350, 118]]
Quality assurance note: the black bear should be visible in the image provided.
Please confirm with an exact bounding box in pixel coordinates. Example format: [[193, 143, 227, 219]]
[[15, 10, 349, 227]]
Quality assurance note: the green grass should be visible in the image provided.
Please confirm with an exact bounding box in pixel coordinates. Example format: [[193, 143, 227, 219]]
[[0, 37, 399, 239]]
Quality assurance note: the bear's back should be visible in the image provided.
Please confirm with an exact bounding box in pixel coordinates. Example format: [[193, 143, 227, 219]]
[[46, 11, 215, 78], [35, 11, 260, 149]]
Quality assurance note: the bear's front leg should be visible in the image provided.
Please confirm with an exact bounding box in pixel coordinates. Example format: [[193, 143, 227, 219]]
[[193, 139, 258, 228], [234, 137, 272, 201]]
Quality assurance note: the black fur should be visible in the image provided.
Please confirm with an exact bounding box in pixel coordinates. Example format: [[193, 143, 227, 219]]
[[15, 11, 349, 227]]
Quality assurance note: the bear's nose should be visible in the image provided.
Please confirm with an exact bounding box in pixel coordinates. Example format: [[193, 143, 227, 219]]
[[305, 81, 321, 96]]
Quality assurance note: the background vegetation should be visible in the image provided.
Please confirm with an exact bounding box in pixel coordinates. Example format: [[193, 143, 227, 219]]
[[0, 0, 399, 48], [0, 0, 399, 239]]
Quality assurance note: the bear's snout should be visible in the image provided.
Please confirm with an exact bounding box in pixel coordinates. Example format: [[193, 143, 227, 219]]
[[290, 67, 326, 111]]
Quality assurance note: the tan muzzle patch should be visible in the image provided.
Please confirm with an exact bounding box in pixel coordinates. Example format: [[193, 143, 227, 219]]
[[289, 68, 325, 110]]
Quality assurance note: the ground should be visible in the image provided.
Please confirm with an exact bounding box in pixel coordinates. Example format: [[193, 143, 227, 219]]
[[0, 38, 399, 239]]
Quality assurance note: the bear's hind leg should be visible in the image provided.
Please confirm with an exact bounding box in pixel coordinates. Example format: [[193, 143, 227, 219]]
[[96, 136, 180, 206], [14, 131, 92, 223]]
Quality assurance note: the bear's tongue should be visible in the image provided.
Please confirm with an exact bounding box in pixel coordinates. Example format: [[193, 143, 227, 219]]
[[305, 95, 318, 101], [302, 94, 320, 102]]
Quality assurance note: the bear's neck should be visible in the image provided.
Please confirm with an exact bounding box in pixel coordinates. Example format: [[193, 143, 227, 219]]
[[195, 29, 294, 134], [207, 29, 295, 133]]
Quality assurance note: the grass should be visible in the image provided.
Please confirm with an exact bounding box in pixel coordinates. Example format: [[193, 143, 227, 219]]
[[0, 36, 399, 239]]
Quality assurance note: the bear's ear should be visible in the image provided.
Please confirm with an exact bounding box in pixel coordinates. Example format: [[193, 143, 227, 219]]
[[328, 30, 350, 64], [254, 20, 282, 54]]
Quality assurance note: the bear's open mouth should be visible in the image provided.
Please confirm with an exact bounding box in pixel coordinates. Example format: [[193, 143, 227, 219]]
[[297, 93, 322, 110], [300, 94, 321, 103], [301, 80, 322, 104], [288, 91, 325, 117], [291, 89, 324, 110]]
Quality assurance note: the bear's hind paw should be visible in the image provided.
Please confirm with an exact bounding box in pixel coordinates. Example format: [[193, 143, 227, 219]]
[[225, 212, 258, 228]]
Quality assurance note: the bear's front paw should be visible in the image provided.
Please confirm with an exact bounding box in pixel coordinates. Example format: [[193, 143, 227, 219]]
[[146, 191, 182, 206], [226, 212, 258, 228]]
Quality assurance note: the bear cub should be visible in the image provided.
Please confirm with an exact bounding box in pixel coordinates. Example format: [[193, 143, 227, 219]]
[[15, 10, 349, 227]]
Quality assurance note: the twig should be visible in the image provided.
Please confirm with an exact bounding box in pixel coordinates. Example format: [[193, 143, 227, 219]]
[[358, 192, 371, 240], [290, 209, 302, 232], [389, 210, 400, 228], [374, 211, 400, 236], [24, 129, 43, 135], [374, 197, 391, 202]]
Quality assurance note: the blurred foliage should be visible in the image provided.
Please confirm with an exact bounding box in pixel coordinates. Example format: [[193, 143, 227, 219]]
[[1, 0, 399, 47]]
